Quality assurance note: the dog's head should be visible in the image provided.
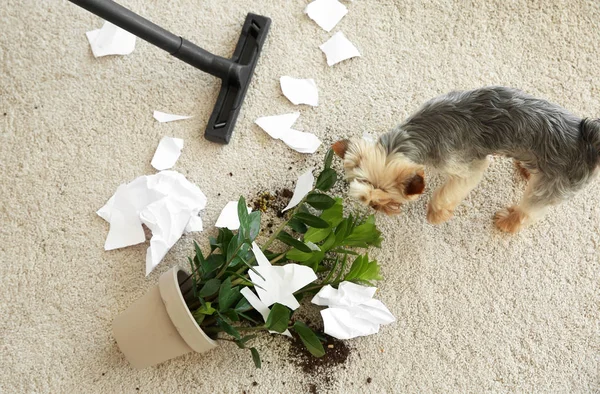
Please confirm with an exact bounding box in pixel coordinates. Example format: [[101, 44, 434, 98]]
[[332, 138, 425, 215]]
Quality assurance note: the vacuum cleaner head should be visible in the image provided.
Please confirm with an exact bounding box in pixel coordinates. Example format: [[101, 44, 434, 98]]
[[204, 14, 271, 144], [68, 0, 271, 144]]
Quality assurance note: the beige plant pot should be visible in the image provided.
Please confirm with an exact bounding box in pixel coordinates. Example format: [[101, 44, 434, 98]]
[[113, 267, 217, 369]]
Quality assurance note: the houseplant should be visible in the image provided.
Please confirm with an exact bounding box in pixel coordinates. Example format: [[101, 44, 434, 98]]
[[113, 150, 385, 369]]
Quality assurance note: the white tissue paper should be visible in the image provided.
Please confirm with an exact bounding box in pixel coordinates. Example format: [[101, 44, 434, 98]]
[[153, 111, 193, 123], [215, 201, 252, 230], [305, 0, 348, 32], [86, 21, 137, 58], [255, 113, 321, 154], [280, 76, 319, 106], [320, 31, 361, 66], [151, 136, 184, 171], [97, 171, 207, 275], [240, 287, 292, 337], [282, 168, 315, 212], [311, 281, 396, 340], [248, 243, 317, 310]]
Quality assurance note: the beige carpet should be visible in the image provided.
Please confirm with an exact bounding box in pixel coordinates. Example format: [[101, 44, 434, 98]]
[[1, 0, 599, 392]]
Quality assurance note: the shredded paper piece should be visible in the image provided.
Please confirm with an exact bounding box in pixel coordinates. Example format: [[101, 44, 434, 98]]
[[305, 0, 348, 32], [153, 111, 193, 123], [311, 282, 396, 339], [97, 171, 207, 276], [282, 168, 315, 212], [280, 76, 319, 106], [240, 287, 292, 337], [320, 31, 361, 66], [151, 137, 184, 171], [215, 201, 252, 230], [255, 113, 321, 154], [86, 21, 136, 58], [248, 243, 317, 310]]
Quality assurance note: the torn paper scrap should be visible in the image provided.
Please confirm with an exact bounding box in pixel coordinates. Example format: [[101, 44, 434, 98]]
[[248, 245, 317, 310], [320, 31, 361, 66], [255, 113, 300, 139], [305, 0, 348, 32], [215, 201, 252, 231], [97, 171, 207, 275], [255, 113, 321, 154], [241, 287, 292, 337], [280, 77, 319, 106], [283, 168, 314, 212], [86, 21, 136, 58], [153, 111, 193, 123], [151, 136, 184, 171], [311, 282, 395, 340]]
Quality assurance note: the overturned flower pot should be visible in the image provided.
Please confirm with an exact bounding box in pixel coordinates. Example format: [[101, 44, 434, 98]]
[[113, 267, 217, 369]]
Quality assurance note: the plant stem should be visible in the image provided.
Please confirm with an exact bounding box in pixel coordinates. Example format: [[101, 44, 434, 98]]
[[261, 196, 308, 251]]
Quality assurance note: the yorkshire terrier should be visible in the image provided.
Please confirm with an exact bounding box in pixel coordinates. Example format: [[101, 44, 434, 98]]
[[333, 86, 600, 233]]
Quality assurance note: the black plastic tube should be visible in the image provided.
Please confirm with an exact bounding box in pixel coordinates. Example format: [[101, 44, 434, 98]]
[[69, 0, 233, 80]]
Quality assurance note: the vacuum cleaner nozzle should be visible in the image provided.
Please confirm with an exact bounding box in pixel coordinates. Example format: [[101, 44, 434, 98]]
[[68, 0, 271, 144]]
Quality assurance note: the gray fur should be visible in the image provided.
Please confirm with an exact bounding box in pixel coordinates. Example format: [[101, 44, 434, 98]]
[[379, 86, 600, 205]]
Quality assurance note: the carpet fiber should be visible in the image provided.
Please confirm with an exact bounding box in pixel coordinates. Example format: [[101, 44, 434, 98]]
[[1, 0, 599, 392]]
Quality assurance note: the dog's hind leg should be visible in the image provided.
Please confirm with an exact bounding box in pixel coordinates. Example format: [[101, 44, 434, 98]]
[[494, 173, 555, 233], [427, 158, 490, 224]]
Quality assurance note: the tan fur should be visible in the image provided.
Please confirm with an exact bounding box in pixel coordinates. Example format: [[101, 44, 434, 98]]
[[339, 139, 426, 214], [494, 206, 528, 233], [494, 173, 549, 232], [427, 158, 490, 224], [515, 160, 531, 180]]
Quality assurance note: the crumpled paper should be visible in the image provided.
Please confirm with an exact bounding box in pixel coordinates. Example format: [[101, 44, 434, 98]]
[[240, 287, 292, 337], [86, 21, 136, 58], [311, 281, 396, 339], [97, 171, 207, 275], [153, 111, 193, 123], [248, 243, 317, 310]]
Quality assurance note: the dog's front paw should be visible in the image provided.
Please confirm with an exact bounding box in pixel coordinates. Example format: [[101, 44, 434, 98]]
[[427, 203, 454, 224], [494, 206, 527, 233]]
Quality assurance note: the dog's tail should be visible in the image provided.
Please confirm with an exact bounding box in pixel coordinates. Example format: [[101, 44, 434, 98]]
[[580, 118, 600, 163]]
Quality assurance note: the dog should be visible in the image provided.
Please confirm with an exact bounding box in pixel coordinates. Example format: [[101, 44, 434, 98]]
[[333, 86, 600, 233]]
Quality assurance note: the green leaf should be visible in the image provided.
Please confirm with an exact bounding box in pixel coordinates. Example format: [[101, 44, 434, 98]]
[[217, 228, 234, 253], [319, 232, 336, 252], [234, 297, 252, 313], [343, 254, 383, 282], [217, 317, 241, 340], [304, 227, 331, 244], [218, 278, 242, 312], [265, 303, 291, 333], [315, 168, 337, 191], [248, 211, 261, 241], [305, 192, 336, 210], [193, 241, 205, 268], [250, 348, 261, 368], [237, 196, 250, 237], [334, 218, 351, 246], [198, 278, 221, 298], [293, 322, 325, 357], [209, 236, 219, 252], [286, 248, 313, 262], [238, 312, 261, 325], [320, 198, 343, 227], [288, 217, 308, 234], [323, 148, 334, 170], [226, 231, 245, 264], [277, 231, 312, 253], [294, 212, 330, 229], [203, 254, 226, 277], [194, 302, 216, 316], [234, 334, 257, 349], [343, 215, 383, 248], [221, 309, 240, 322]]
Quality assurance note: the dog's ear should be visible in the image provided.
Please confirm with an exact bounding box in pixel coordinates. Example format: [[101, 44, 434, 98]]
[[404, 170, 425, 196], [332, 139, 350, 158]]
